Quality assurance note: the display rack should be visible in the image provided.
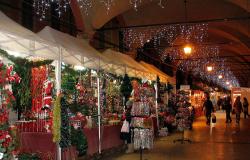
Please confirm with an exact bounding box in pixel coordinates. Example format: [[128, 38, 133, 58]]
[[130, 81, 154, 160], [131, 102, 154, 160], [173, 90, 192, 144]]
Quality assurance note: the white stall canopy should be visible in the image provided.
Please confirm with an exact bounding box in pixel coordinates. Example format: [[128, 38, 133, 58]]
[[102, 49, 155, 80], [140, 61, 175, 84], [0, 11, 62, 60], [37, 26, 112, 70]]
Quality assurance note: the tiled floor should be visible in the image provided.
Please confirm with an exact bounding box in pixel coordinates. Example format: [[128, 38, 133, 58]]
[[109, 112, 250, 160]]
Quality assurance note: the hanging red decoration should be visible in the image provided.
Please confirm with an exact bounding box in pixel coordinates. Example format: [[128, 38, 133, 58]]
[[31, 66, 47, 112]]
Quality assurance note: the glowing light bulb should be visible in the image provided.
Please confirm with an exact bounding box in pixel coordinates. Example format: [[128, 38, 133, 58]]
[[218, 75, 223, 79], [183, 46, 192, 55], [207, 66, 213, 72]]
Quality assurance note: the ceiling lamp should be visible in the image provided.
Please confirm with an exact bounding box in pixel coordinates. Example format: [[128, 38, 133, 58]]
[[218, 75, 223, 79], [183, 46, 192, 55], [226, 81, 230, 85], [207, 66, 213, 72]]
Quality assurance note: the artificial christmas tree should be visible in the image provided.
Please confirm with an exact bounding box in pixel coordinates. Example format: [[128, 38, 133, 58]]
[[120, 74, 132, 106], [59, 96, 71, 148]]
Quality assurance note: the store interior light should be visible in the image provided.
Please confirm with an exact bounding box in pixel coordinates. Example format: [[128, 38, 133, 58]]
[[218, 75, 223, 79], [183, 46, 192, 55], [74, 65, 86, 71], [207, 66, 213, 72], [226, 81, 230, 85]]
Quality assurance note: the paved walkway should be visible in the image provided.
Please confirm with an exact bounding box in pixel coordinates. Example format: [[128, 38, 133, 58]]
[[109, 112, 250, 160]]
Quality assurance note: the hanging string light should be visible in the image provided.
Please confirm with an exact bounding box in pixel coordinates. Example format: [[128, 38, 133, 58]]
[[101, 0, 115, 11], [78, 0, 93, 15], [33, 0, 71, 20], [33, 0, 168, 20], [123, 23, 208, 49]]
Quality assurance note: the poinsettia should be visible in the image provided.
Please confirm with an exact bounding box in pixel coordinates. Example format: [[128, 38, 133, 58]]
[[0, 60, 20, 158]]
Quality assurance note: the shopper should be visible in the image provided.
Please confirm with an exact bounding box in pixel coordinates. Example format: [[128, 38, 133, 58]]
[[120, 100, 133, 153], [233, 96, 243, 124], [203, 93, 214, 125], [224, 96, 232, 123], [243, 97, 249, 119], [217, 97, 222, 110]]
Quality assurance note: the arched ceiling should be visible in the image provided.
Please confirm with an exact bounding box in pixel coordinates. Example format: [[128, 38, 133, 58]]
[[70, 0, 250, 87]]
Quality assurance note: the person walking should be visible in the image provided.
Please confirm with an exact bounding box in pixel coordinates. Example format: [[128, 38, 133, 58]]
[[203, 93, 214, 125], [233, 96, 243, 124], [217, 97, 222, 110], [243, 97, 249, 119], [224, 96, 232, 123]]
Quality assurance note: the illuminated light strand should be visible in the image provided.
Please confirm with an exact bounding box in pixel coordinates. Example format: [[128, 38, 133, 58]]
[[33, 0, 167, 20], [158, 45, 239, 88], [123, 23, 208, 49]]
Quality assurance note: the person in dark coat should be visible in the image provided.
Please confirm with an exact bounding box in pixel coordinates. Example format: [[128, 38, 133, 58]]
[[203, 93, 214, 125], [243, 97, 249, 119], [233, 96, 243, 124], [224, 96, 232, 123], [217, 97, 222, 110]]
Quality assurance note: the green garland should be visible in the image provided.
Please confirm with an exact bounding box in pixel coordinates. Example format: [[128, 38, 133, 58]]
[[0, 49, 52, 118], [70, 126, 88, 157], [17, 153, 40, 160], [59, 96, 71, 148], [120, 74, 132, 104]]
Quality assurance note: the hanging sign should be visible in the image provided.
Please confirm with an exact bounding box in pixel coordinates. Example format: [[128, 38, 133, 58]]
[[180, 85, 190, 90]]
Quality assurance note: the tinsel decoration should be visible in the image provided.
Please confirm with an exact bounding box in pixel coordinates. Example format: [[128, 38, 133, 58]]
[[120, 74, 132, 105], [52, 95, 61, 143], [59, 96, 71, 148]]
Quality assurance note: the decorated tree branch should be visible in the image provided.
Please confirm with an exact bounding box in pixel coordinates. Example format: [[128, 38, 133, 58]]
[[0, 49, 52, 119], [70, 126, 88, 157], [59, 95, 71, 148]]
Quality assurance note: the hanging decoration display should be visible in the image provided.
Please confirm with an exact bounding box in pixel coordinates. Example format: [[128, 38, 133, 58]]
[[130, 80, 155, 150], [0, 60, 21, 159], [33, 0, 167, 20], [31, 66, 47, 112], [0, 49, 53, 119], [175, 90, 192, 131]]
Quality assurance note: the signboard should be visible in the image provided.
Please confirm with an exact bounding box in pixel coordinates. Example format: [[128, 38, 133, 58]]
[[180, 85, 190, 90]]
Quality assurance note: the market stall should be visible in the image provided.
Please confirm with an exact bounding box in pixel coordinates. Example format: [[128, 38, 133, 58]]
[[0, 11, 166, 160], [190, 90, 204, 117], [140, 61, 176, 84]]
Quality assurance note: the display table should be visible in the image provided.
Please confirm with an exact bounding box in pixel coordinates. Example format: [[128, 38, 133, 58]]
[[20, 132, 56, 159], [82, 125, 124, 155], [20, 125, 124, 158]]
